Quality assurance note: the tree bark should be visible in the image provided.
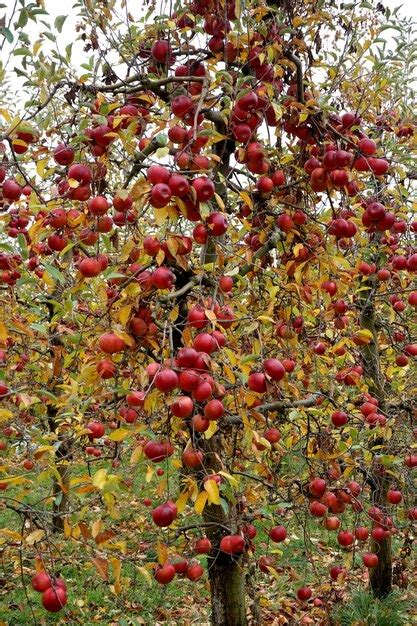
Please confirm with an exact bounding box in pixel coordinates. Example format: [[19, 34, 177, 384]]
[[201, 432, 248, 626], [52, 440, 70, 533], [360, 278, 392, 597], [209, 557, 248, 626]]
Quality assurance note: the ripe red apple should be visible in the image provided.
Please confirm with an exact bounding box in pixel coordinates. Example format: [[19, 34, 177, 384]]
[[152, 267, 175, 289], [155, 562, 176, 584], [337, 530, 354, 547], [207, 211, 228, 235], [264, 428, 280, 443], [186, 562, 204, 581], [310, 501, 327, 517], [87, 421, 105, 440], [263, 358, 285, 381], [355, 526, 369, 541], [32, 571, 52, 592], [386, 489, 402, 504], [204, 399, 224, 420], [99, 332, 126, 354], [309, 478, 327, 497], [219, 534, 245, 554], [362, 552, 378, 568], [330, 565, 345, 581], [324, 516, 340, 531], [195, 537, 212, 554], [152, 501, 177, 527], [331, 410, 348, 427], [269, 525, 287, 543], [182, 448, 204, 468], [42, 586, 67, 612], [248, 372, 267, 393], [191, 413, 210, 432], [297, 586, 312, 601], [53, 143, 74, 165], [96, 360, 116, 379], [193, 332, 216, 354], [79, 258, 102, 278]]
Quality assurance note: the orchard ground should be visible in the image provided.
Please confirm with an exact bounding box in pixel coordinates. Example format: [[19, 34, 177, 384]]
[[1, 453, 414, 625]]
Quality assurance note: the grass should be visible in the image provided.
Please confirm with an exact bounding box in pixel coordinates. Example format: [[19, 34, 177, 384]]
[[332, 589, 412, 626], [0, 454, 415, 625]]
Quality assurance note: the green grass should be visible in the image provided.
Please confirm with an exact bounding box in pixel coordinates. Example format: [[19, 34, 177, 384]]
[[332, 589, 412, 626], [1, 455, 415, 625]]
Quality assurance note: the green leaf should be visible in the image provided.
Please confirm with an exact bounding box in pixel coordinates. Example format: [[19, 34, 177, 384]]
[[1, 27, 13, 44], [54, 15, 67, 33], [13, 48, 32, 56], [17, 234, 29, 260], [17, 9, 29, 28], [43, 263, 66, 284]]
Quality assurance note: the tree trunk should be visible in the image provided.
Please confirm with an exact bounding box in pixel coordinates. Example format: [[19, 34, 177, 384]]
[[201, 432, 248, 626], [52, 440, 70, 533], [360, 278, 392, 597], [209, 557, 248, 626]]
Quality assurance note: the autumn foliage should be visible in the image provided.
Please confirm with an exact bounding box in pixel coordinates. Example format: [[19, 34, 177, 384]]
[[0, 0, 416, 624]]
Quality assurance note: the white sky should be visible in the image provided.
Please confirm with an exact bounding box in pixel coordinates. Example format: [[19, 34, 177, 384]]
[[1, 0, 416, 103]]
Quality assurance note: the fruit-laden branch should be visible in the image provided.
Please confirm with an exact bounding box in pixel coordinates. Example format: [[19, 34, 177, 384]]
[[225, 394, 320, 425], [238, 231, 283, 278], [164, 229, 283, 302], [257, 393, 320, 412], [284, 51, 305, 104]]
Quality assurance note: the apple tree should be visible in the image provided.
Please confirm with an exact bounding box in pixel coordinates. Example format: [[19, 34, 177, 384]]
[[0, 0, 415, 624]]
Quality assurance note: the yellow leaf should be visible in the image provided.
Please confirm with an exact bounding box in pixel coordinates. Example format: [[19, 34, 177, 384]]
[[218, 471, 239, 486], [176, 489, 191, 513], [114, 330, 135, 348], [0, 108, 12, 122], [92, 520, 102, 538], [92, 468, 108, 490], [64, 519, 72, 538], [130, 445, 142, 465], [11, 319, 34, 337], [204, 420, 218, 439], [194, 491, 208, 514], [119, 305, 132, 327], [257, 315, 275, 324], [239, 191, 253, 208], [145, 465, 154, 483], [25, 529, 45, 545], [36, 158, 48, 179], [354, 329, 373, 343], [224, 365, 236, 384], [0, 409, 13, 422], [42, 271, 55, 288], [33, 445, 55, 459], [0, 322, 7, 342], [0, 528, 23, 541], [156, 540, 168, 565], [214, 193, 225, 211], [204, 479, 221, 505], [108, 429, 129, 442], [138, 566, 152, 584], [0, 475, 28, 485], [266, 565, 280, 580], [205, 309, 217, 321], [110, 557, 122, 594], [155, 247, 165, 265], [154, 206, 168, 226]]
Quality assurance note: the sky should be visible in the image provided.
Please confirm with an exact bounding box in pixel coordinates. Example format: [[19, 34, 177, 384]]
[[1, 0, 416, 104]]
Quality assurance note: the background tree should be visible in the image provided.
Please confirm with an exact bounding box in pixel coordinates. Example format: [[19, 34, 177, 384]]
[[0, 0, 415, 624]]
